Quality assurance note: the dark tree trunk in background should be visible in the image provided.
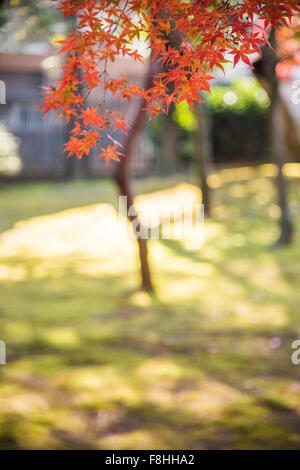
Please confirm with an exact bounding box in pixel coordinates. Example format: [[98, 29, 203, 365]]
[[271, 94, 293, 245], [160, 102, 178, 175], [253, 29, 293, 246], [63, 155, 90, 181], [194, 101, 213, 217], [114, 65, 155, 292], [64, 112, 90, 180], [281, 97, 300, 161]]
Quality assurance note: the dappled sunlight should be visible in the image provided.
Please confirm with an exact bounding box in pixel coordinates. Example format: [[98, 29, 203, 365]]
[[40, 328, 81, 349], [234, 302, 287, 327], [248, 177, 275, 193], [228, 184, 249, 199], [136, 183, 201, 221], [136, 358, 245, 419], [228, 257, 290, 295], [258, 164, 279, 178], [283, 163, 300, 178], [54, 366, 141, 407], [137, 358, 185, 381], [99, 430, 168, 451], [1, 389, 48, 415], [247, 260, 290, 294], [162, 380, 245, 421], [0, 172, 300, 449], [156, 276, 210, 303], [151, 240, 215, 275], [258, 378, 300, 412], [0, 203, 135, 261], [219, 166, 256, 183], [0, 183, 203, 280], [130, 291, 153, 308], [208, 163, 300, 189], [0, 264, 27, 281]]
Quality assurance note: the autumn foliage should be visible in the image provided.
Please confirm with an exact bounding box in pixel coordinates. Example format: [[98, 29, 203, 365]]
[[276, 13, 300, 80], [39, 0, 300, 164]]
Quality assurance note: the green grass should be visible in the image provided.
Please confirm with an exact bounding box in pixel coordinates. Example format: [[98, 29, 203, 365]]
[[0, 167, 299, 449]]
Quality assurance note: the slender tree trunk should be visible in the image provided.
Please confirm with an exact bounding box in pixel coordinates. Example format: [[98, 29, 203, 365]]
[[113, 20, 182, 288], [194, 101, 213, 217], [160, 102, 178, 175], [114, 66, 155, 292], [280, 94, 300, 160], [253, 29, 293, 246], [271, 94, 293, 245]]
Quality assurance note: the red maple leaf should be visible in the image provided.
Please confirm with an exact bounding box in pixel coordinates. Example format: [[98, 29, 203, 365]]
[[80, 107, 103, 127], [98, 145, 124, 165]]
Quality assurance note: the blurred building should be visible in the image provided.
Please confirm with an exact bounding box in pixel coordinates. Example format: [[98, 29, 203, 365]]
[[0, 53, 66, 178], [0, 53, 155, 180]]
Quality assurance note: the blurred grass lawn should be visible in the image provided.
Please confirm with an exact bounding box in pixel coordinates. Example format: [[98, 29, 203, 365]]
[[0, 164, 300, 449]]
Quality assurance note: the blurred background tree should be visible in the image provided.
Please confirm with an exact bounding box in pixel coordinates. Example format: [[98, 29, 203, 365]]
[[0, 0, 64, 52]]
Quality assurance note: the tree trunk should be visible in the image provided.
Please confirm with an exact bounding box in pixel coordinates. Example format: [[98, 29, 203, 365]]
[[114, 66, 155, 292], [280, 94, 300, 161], [64, 155, 90, 181], [253, 29, 293, 246], [194, 101, 213, 217], [271, 94, 293, 245], [160, 102, 178, 175]]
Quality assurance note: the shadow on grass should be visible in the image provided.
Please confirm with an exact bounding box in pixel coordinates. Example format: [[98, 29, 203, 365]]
[[0, 173, 300, 449]]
